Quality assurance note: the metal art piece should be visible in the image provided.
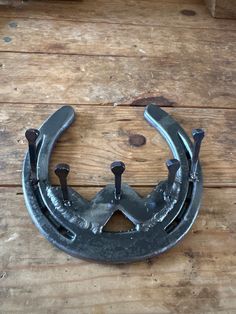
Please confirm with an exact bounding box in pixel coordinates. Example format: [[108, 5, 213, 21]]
[[22, 104, 204, 263]]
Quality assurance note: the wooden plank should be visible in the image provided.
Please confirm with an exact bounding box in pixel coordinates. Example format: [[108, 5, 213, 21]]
[[0, 0, 235, 31], [0, 52, 235, 107], [0, 17, 235, 59], [1, 104, 236, 187], [0, 187, 235, 313], [205, 0, 236, 18]]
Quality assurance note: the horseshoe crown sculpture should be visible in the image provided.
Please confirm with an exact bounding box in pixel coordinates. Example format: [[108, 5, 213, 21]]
[[22, 104, 204, 263]]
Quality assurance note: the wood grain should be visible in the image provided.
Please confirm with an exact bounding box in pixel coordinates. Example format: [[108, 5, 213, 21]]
[[0, 0, 236, 30], [0, 104, 236, 187], [0, 52, 235, 107], [0, 187, 235, 313], [0, 0, 235, 312], [0, 17, 235, 59]]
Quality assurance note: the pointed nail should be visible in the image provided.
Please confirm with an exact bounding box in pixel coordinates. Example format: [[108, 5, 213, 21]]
[[165, 159, 180, 200], [55, 163, 70, 205], [25, 128, 40, 175], [191, 129, 205, 179], [110, 161, 125, 200]]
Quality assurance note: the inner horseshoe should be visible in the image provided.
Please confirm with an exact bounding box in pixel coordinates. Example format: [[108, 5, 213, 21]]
[[22, 104, 204, 263]]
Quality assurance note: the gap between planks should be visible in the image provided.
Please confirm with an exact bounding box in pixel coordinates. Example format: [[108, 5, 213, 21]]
[[0, 51, 235, 62], [0, 102, 235, 110], [0, 16, 235, 31], [2, 184, 236, 189]]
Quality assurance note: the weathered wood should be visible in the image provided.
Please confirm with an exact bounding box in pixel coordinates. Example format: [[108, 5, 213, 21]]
[[0, 52, 235, 107], [0, 17, 235, 60], [205, 0, 236, 18], [0, 0, 235, 312], [0, 104, 236, 187], [0, 187, 235, 313], [0, 0, 235, 30]]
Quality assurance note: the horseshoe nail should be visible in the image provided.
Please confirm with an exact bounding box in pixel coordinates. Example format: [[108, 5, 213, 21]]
[[110, 161, 125, 200], [165, 159, 180, 200], [55, 163, 71, 205], [191, 129, 205, 180], [25, 128, 40, 175]]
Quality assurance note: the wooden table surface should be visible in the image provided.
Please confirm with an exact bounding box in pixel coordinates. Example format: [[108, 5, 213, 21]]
[[0, 0, 235, 313]]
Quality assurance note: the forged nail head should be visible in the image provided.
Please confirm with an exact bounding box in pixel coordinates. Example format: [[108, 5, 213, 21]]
[[55, 163, 70, 178], [25, 129, 40, 144], [166, 159, 180, 173], [110, 161, 125, 176], [192, 128, 205, 142]]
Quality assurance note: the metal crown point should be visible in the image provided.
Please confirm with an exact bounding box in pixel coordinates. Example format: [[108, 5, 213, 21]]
[[55, 163, 71, 205], [165, 159, 180, 200], [25, 128, 40, 175], [110, 161, 125, 200], [22, 105, 205, 263], [191, 128, 205, 180]]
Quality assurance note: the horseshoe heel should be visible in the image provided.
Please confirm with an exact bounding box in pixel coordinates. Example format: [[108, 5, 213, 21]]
[[22, 104, 204, 263]]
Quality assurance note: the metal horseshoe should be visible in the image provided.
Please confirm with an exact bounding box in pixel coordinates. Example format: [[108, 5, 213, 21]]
[[22, 104, 204, 263]]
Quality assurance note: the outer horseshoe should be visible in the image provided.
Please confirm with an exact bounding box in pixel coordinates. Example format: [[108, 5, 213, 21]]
[[22, 104, 204, 263]]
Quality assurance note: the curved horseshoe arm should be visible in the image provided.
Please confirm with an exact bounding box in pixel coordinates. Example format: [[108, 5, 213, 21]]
[[23, 106, 79, 237], [144, 104, 191, 229], [37, 106, 75, 183]]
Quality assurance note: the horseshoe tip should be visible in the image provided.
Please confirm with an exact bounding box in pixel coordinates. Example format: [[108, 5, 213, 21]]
[[60, 105, 76, 116], [145, 102, 160, 111]]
